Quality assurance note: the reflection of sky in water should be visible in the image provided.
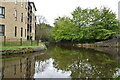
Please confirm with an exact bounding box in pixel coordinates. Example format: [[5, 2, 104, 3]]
[[34, 58, 71, 78], [114, 68, 120, 77]]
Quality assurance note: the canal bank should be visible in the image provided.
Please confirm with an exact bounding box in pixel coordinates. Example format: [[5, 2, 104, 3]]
[[76, 38, 120, 48], [1, 43, 47, 55]]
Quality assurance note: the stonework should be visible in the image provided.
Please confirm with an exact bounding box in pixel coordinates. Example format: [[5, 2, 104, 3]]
[[0, 0, 37, 41]]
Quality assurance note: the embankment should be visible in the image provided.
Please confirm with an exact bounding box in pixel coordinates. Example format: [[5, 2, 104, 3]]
[[76, 38, 120, 48], [1, 46, 46, 55]]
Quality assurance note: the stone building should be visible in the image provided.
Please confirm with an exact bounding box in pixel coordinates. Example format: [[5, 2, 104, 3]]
[[27, 2, 37, 40], [0, 0, 37, 41]]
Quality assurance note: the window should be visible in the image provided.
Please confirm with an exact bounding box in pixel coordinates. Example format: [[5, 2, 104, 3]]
[[15, 10, 17, 21], [25, 29, 26, 37], [25, 3, 27, 10], [21, 28, 23, 37], [15, 0, 17, 4], [21, 13, 23, 22], [30, 25, 32, 32], [21, 0, 23, 7], [15, 26, 17, 37], [0, 7, 5, 18], [0, 25, 5, 36]]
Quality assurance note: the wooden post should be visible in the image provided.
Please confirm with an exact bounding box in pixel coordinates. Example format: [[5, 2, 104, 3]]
[[37, 40, 39, 46], [4, 36, 6, 46], [20, 38, 22, 46], [31, 39, 32, 46]]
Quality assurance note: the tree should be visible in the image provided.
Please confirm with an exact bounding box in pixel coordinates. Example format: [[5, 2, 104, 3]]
[[52, 17, 79, 42], [36, 15, 52, 41], [52, 7, 119, 43], [37, 15, 47, 24]]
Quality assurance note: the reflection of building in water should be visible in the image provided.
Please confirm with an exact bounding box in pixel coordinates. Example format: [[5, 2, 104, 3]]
[[2, 57, 35, 78]]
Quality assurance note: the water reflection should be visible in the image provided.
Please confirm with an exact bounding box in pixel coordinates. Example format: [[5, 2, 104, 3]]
[[46, 46, 119, 78], [34, 58, 71, 78], [2, 45, 120, 78], [2, 55, 35, 78]]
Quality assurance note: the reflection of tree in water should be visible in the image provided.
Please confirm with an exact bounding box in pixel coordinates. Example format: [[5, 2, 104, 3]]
[[48, 46, 119, 78], [35, 60, 50, 73], [35, 53, 51, 73]]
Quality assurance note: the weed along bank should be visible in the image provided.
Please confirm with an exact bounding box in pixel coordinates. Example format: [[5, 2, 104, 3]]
[[1, 41, 47, 55]]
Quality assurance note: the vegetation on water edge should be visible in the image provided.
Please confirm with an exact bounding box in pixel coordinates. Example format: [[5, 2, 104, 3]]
[[1, 46, 37, 50], [0, 40, 45, 50], [0, 40, 39, 47], [0, 41, 46, 51], [51, 7, 120, 43]]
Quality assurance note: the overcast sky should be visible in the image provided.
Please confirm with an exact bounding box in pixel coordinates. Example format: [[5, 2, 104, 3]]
[[30, 0, 120, 26]]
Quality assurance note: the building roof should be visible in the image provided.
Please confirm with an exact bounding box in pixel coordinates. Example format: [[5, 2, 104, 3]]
[[29, 2, 37, 11]]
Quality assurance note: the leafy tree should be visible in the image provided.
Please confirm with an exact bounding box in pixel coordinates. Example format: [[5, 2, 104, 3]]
[[52, 17, 79, 42], [36, 23, 52, 41], [52, 7, 119, 43], [36, 15, 52, 41]]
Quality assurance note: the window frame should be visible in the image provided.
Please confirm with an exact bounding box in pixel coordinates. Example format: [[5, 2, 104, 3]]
[[25, 29, 26, 37], [0, 25, 5, 36], [21, 0, 24, 8], [15, 0, 17, 4], [21, 27, 23, 37], [0, 6, 5, 18], [21, 13, 23, 22], [15, 10, 17, 21], [15, 26, 17, 37]]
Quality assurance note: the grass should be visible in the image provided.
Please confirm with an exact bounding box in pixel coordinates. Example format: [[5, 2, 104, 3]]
[[1, 46, 37, 50], [0, 40, 38, 46], [0, 41, 45, 50]]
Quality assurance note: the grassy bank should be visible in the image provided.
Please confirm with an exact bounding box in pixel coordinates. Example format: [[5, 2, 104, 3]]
[[0, 40, 45, 50], [1, 46, 40, 50], [0, 41, 46, 55], [0, 40, 38, 47]]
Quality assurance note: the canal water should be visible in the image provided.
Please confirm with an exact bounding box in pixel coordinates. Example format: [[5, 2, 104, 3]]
[[1, 45, 120, 78]]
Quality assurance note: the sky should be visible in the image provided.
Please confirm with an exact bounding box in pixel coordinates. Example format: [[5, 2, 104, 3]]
[[30, 0, 120, 26]]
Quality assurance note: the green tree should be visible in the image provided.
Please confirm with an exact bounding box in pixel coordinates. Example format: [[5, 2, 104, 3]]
[[36, 23, 52, 41], [36, 15, 52, 41], [52, 7, 119, 43], [52, 17, 79, 42]]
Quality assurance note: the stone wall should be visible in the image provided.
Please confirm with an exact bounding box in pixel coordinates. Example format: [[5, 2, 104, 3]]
[[0, 1, 28, 40], [95, 38, 120, 47]]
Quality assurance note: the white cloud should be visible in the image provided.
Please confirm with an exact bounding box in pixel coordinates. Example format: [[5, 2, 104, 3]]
[[31, 0, 120, 26]]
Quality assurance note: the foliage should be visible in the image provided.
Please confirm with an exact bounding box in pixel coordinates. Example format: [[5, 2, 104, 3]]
[[52, 7, 119, 43], [36, 23, 52, 41], [1, 40, 38, 47], [52, 17, 79, 42]]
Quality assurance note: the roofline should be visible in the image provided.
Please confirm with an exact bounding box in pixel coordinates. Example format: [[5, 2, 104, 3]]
[[29, 2, 37, 11]]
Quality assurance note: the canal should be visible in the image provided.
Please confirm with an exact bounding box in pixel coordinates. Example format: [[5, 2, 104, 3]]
[[1, 45, 120, 78]]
